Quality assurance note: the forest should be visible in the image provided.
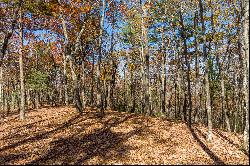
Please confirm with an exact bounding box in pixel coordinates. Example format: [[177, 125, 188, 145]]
[[0, 0, 249, 164]]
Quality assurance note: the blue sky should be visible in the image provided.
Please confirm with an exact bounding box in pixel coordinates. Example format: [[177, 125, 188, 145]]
[[20, 0, 234, 79]]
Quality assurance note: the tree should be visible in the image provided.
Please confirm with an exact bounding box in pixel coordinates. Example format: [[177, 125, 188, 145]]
[[18, 0, 25, 120], [242, 0, 249, 151]]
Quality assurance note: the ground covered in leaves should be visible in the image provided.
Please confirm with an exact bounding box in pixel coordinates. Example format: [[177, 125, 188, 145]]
[[0, 106, 249, 165]]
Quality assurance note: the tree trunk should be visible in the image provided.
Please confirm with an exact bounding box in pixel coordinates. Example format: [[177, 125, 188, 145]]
[[91, 52, 95, 106], [199, 0, 212, 141], [110, 56, 117, 110], [59, 0, 84, 113], [193, 12, 200, 123], [0, 66, 3, 113], [205, 64, 212, 141], [141, 3, 151, 116], [5, 78, 10, 116], [160, 26, 166, 115], [69, 58, 82, 113], [242, 0, 249, 151], [96, 0, 106, 113], [63, 54, 69, 105], [81, 61, 86, 109], [35, 90, 39, 109], [19, 6, 25, 120], [26, 89, 31, 109], [216, 51, 231, 132], [179, 11, 192, 127]]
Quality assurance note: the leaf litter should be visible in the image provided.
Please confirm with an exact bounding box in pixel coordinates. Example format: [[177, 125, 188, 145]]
[[0, 106, 248, 165]]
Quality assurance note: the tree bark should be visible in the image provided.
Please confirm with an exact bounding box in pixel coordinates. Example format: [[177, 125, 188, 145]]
[[96, 0, 106, 113], [63, 53, 69, 105], [141, 2, 151, 116], [0, 67, 3, 113], [216, 49, 231, 132], [193, 12, 200, 123], [199, 0, 212, 141], [179, 11, 192, 127], [35, 90, 39, 109], [19, 5, 25, 120], [58, 0, 84, 113], [160, 26, 167, 115], [242, 0, 249, 151], [81, 60, 86, 109]]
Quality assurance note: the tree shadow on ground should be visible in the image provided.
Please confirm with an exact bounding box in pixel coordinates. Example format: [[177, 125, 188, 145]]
[[27, 114, 145, 164], [194, 126, 249, 157], [0, 152, 32, 164], [214, 130, 249, 156], [0, 118, 50, 140], [194, 126, 208, 140], [0, 113, 84, 154], [2, 107, 227, 165], [187, 125, 225, 165], [0, 110, 157, 164], [0, 108, 40, 124]]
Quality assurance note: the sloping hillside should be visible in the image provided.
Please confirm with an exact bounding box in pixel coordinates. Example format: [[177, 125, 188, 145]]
[[0, 107, 248, 165]]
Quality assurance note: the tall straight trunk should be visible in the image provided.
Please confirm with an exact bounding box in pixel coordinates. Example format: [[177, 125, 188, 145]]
[[180, 60, 187, 121], [69, 58, 82, 113], [142, 4, 150, 116], [13, 81, 18, 111], [204, 54, 212, 141], [176, 52, 183, 119], [242, 0, 249, 150], [160, 26, 167, 115], [103, 72, 107, 109], [174, 80, 177, 118], [4, 92, 9, 116], [59, 87, 62, 105], [221, 76, 231, 132], [199, 0, 212, 141], [129, 57, 135, 113], [110, 60, 116, 109], [236, 90, 243, 133], [63, 54, 69, 105], [156, 63, 161, 115], [0, 67, 3, 113], [125, 68, 130, 112], [185, 55, 192, 127], [193, 12, 200, 123], [35, 90, 39, 109], [179, 11, 192, 127], [125, 51, 131, 112], [26, 89, 31, 109], [216, 49, 231, 131], [107, 20, 115, 110], [140, 41, 145, 113], [234, 80, 239, 132], [81, 60, 86, 109], [106, 81, 111, 110], [11, 92, 15, 111], [60, 8, 69, 107], [19, 6, 25, 120], [194, 53, 200, 123], [91, 52, 95, 106], [5, 78, 10, 115], [109, 32, 117, 110], [97, 0, 106, 113], [11, 81, 15, 111], [123, 65, 127, 111], [211, 6, 230, 131]]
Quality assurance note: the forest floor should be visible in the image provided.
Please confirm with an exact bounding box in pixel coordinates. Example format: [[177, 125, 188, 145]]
[[0, 106, 249, 165]]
